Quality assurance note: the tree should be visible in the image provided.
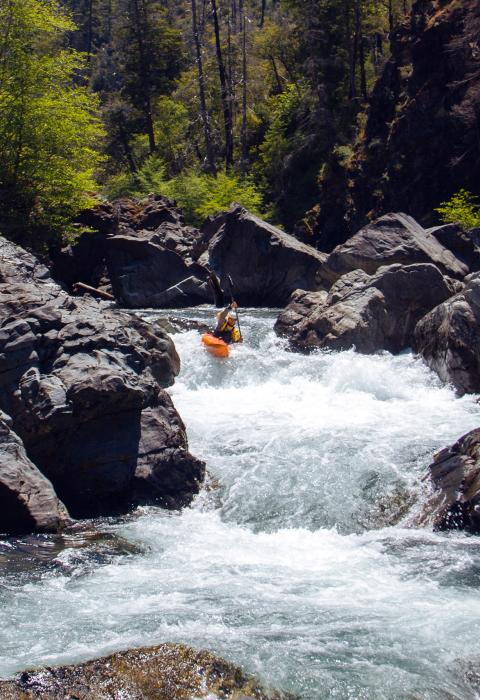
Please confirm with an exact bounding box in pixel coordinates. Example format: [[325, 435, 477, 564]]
[[191, 0, 216, 172], [0, 0, 104, 243], [211, 0, 234, 167], [119, 0, 184, 155]]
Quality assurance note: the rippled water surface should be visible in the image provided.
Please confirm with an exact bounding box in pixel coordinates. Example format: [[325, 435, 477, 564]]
[[2, 310, 480, 699]]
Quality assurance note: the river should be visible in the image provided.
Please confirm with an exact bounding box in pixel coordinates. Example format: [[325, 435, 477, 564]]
[[1, 309, 480, 699]]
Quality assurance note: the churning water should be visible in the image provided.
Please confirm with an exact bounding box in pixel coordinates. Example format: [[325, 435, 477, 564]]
[[2, 310, 480, 699]]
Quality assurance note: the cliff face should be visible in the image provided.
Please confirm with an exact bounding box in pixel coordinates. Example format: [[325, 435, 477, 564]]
[[310, 0, 480, 250]]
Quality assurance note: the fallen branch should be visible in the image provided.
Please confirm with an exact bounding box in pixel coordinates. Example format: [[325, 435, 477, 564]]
[[73, 282, 115, 301]]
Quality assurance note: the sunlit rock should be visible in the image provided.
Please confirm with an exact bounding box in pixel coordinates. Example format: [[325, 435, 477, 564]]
[[199, 205, 328, 306], [0, 644, 293, 700], [275, 263, 454, 354], [318, 213, 469, 288], [414, 272, 480, 395]]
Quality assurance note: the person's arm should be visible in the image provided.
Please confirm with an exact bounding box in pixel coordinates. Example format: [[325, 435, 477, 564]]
[[215, 306, 230, 332]]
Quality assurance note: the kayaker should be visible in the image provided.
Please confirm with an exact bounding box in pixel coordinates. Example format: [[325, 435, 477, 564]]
[[213, 302, 242, 344]]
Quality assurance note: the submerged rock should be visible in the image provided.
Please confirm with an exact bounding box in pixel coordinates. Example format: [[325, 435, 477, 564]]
[[319, 213, 469, 287], [413, 272, 480, 395], [275, 263, 453, 354], [416, 428, 480, 534], [0, 644, 293, 700], [0, 413, 68, 535], [0, 236, 205, 528], [199, 205, 327, 306]]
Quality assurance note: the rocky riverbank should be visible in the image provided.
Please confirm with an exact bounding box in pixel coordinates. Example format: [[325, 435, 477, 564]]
[[52, 197, 327, 308], [9, 196, 480, 537], [0, 644, 292, 700], [0, 235, 204, 534]]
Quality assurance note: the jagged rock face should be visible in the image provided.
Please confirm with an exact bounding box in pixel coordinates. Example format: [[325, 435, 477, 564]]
[[51, 195, 212, 308], [416, 428, 480, 533], [319, 213, 469, 287], [105, 235, 211, 308], [310, 0, 480, 250], [52, 200, 329, 309], [0, 236, 205, 526], [0, 413, 68, 535], [413, 272, 480, 396], [0, 644, 292, 700], [199, 205, 328, 306], [275, 263, 454, 354]]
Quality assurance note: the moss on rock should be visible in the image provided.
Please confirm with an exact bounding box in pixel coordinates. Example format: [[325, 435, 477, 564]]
[[0, 643, 294, 700]]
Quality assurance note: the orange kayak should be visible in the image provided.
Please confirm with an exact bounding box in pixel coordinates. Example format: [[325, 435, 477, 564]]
[[201, 333, 229, 358]]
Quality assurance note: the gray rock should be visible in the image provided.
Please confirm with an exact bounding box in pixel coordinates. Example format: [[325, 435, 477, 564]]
[[199, 205, 328, 306], [413, 272, 480, 395], [427, 223, 480, 272], [275, 263, 454, 354], [0, 236, 205, 525], [0, 413, 68, 534], [320, 213, 469, 287], [415, 428, 480, 533], [51, 196, 213, 308], [105, 234, 212, 308]]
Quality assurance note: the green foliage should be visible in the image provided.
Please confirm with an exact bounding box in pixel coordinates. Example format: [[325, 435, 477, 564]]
[[103, 155, 168, 199], [0, 0, 104, 243], [104, 157, 264, 226], [254, 84, 304, 191], [168, 171, 264, 226], [436, 189, 480, 230]]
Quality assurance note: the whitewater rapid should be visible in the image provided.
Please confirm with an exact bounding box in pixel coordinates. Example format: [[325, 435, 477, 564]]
[[1, 310, 480, 699]]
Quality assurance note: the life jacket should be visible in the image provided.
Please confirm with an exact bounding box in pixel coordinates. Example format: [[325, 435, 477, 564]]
[[219, 315, 236, 334], [231, 327, 241, 343]]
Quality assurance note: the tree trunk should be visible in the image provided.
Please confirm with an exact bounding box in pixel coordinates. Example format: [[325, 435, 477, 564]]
[[191, 0, 216, 173], [388, 0, 394, 34], [357, 1, 367, 101], [117, 114, 138, 173], [348, 0, 358, 100], [211, 0, 234, 168], [241, 15, 248, 172], [260, 0, 266, 27], [86, 0, 94, 62], [270, 55, 283, 93], [131, 0, 156, 154]]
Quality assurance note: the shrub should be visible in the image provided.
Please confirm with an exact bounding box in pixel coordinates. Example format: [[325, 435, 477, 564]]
[[436, 189, 480, 230], [104, 158, 265, 226]]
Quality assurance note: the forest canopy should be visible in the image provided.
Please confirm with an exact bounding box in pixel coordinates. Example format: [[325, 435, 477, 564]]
[[0, 0, 413, 244]]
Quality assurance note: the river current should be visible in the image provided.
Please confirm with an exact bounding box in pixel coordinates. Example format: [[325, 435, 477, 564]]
[[2, 310, 480, 699]]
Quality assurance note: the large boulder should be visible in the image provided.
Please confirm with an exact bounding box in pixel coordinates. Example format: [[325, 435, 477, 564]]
[[275, 263, 454, 354], [0, 236, 204, 524], [319, 213, 469, 287], [0, 412, 68, 534], [416, 428, 480, 533], [0, 644, 291, 700], [105, 234, 212, 308], [51, 196, 213, 308], [414, 272, 480, 395], [199, 205, 328, 306], [427, 224, 480, 273]]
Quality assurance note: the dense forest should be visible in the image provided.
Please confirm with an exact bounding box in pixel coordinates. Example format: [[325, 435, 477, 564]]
[[1, 0, 479, 248]]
